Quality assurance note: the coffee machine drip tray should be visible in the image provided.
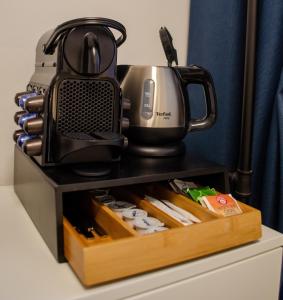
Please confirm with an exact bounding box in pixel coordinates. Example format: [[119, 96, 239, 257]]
[[127, 142, 185, 157]]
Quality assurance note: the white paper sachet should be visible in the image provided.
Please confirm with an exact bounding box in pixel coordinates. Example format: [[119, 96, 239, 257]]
[[145, 195, 193, 226], [160, 199, 201, 223]]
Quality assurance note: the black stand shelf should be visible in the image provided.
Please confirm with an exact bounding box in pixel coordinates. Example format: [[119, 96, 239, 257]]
[[14, 146, 229, 262]]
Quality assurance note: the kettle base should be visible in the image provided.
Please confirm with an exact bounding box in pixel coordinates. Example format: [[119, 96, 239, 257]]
[[71, 163, 112, 177], [128, 142, 185, 157]]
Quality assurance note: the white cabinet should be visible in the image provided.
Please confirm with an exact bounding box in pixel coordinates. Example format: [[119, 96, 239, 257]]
[[128, 248, 282, 300]]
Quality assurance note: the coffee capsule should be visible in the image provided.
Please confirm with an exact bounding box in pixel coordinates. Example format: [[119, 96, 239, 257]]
[[24, 95, 44, 113], [18, 112, 38, 127], [14, 111, 26, 124], [22, 138, 42, 156], [132, 217, 164, 229], [23, 117, 44, 135], [17, 92, 37, 107], [107, 201, 136, 212], [13, 129, 25, 142], [17, 133, 37, 147], [122, 209, 148, 220], [14, 91, 33, 105]]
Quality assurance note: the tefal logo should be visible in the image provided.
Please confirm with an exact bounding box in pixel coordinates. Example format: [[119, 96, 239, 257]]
[[156, 112, 171, 117]]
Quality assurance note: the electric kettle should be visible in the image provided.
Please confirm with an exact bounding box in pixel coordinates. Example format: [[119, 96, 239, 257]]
[[118, 27, 217, 157]]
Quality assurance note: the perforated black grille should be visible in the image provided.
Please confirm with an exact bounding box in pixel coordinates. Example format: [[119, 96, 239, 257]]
[[56, 79, 114, 134]]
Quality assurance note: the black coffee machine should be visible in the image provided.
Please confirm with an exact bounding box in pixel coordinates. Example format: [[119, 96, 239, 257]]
[[13, 18, 129, 175]]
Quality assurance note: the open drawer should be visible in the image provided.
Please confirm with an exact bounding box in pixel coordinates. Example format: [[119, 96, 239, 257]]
[[63, 184, 262, 287]]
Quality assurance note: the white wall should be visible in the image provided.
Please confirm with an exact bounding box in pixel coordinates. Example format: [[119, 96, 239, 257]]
[[0, 0, 189, 185]]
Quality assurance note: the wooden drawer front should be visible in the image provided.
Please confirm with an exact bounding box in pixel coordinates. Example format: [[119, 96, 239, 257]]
[[63, 185, 262, 286]]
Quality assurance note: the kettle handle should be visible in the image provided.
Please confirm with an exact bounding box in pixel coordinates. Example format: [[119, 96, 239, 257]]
[[174, 65, 217, 132]]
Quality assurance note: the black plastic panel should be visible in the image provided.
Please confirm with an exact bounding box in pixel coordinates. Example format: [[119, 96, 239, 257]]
[[56, 79, 114, 134]]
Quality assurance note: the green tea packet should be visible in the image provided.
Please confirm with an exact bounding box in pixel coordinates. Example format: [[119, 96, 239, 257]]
[[186, 186, 218, 204]]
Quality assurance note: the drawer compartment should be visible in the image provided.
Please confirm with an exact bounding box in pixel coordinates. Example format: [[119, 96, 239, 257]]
[[63, 184, 262, 286]]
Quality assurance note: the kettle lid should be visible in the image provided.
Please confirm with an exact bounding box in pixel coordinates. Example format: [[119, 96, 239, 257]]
[[159, 27, 178, 67]]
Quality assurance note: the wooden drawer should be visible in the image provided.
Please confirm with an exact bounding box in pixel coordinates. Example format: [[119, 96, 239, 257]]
[[63, 184, 262, 286]]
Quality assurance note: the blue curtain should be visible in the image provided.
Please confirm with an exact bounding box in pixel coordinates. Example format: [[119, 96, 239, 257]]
[[187, 1, 246, 170], [251, 1, 283, 230], [188, 0, 283, 229], [188, 0, 283, 296]]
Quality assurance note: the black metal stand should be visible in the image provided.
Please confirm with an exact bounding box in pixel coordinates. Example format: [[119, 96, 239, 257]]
[[233, 0, 258, 201]]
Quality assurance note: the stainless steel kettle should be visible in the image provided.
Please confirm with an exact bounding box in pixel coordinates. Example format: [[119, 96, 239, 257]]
[[118, 64, 217, 156], [118, 27, 217, 156]]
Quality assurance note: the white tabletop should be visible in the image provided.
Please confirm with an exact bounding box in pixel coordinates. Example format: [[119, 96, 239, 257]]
[[1, 186, 283, 300]]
